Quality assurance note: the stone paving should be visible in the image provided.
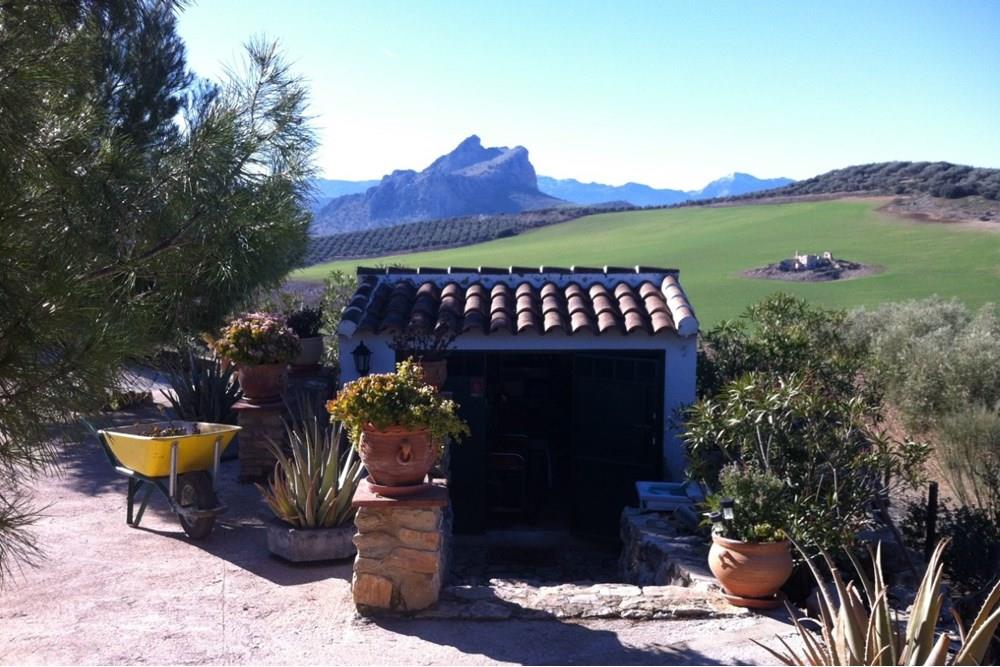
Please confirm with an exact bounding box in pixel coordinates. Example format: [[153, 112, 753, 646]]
[[421, 580, 748, 620], [414, 513, 744, 621]]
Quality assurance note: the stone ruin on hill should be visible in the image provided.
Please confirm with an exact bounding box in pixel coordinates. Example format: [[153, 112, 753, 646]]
[[744, 251, 877, 282]]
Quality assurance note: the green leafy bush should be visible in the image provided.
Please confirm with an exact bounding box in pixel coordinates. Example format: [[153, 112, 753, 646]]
[[698, 294, 871, 404], [319, 269, 358, 365], [685, 372, 929, 552], [847, 298, 1000, 427], [326, 359, 470, 446], [935, 406, 1000, 514], [902, 500, 1000, 597], [706, 464, 787, 543]]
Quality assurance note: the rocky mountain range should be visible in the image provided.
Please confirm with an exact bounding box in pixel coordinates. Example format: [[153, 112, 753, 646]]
[[311, 136, 564, 236], [310, 136, 794, 235]]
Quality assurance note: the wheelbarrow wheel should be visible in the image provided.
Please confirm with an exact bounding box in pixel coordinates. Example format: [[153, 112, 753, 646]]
[[176, 471, 217, 539]]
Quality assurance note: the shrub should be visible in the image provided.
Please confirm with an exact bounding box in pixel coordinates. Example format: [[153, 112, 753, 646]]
[[326, 359, 470, 446], [902, 501, 1000, 596], [847, 298, 1000, 427], [285, 305, 324, 338], [214, 312, 300, 365], [684, 372, 929, 552], [320, 269, 358, 365], [390, 327, 457, 363], [706, 464, 787, 543], [698, 294, 870, 404], [935, 406, 1000, 514]]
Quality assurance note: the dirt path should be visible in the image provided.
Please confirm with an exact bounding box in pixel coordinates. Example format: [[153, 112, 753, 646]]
[[0, 422, 797, 665]]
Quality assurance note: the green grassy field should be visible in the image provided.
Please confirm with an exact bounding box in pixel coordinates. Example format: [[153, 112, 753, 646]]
[[294, 199, 1000, 326]]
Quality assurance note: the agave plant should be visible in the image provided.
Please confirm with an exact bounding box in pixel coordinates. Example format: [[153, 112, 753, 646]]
[[164, 348, 242, 423], [258, 412, 363, 529], [757, 540, 1000, 665]]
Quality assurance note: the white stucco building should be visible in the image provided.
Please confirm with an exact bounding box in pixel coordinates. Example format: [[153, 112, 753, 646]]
[[337, 266, 699, 536]]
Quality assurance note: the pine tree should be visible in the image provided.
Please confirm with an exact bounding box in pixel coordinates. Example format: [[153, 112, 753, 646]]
[[0, 0, 317, 578]]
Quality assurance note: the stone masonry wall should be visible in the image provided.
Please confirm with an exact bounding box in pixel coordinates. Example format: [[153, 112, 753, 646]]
[[233, 403, 284, 482], [351, 480, 449, 615]]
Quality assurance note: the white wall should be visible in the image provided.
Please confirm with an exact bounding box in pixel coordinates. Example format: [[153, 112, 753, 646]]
[[338, 329, 697, 480]]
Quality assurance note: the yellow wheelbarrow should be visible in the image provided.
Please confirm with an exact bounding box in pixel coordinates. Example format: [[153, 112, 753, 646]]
[[94, 421, 240, 539]]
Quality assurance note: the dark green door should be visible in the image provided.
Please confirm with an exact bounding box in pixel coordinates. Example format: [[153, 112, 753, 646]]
[[443, 353, 489, 533], [570, 352, 664, 539]]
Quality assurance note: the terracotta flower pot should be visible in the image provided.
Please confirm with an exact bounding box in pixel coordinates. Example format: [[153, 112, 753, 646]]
[[708, 534, 793, 608], [237, 363, 288, 402], [292, 336, 324, 368], [416, 359, 448, 390], [359, 425, 435, 496]]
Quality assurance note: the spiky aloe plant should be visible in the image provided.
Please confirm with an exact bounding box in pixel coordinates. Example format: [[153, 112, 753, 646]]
[[258, 412, 363, 529], [757, 540, 1000, 665], [164, 348, 242, 424]]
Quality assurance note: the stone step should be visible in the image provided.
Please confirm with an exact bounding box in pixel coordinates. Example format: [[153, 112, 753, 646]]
[[417, 581, 748, 620]]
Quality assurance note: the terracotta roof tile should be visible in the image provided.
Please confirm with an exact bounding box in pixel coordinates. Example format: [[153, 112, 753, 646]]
[[340, 266, 699, 338], [435, 282, 464, 334], [490, 283, 512, 333]]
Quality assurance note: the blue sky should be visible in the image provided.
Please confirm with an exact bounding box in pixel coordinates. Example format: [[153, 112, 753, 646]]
[[178, 1, 1000, 189]]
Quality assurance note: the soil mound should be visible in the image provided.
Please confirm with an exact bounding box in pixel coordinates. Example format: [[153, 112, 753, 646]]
[[743, 256, 879, 282]]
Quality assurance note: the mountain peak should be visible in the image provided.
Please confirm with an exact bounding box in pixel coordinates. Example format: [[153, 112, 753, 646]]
[[312, 136, 564, 235], [455, 134, 482, 150]]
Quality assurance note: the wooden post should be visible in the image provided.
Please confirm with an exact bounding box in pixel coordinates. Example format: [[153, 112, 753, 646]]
[[925, 481, 939, 562]]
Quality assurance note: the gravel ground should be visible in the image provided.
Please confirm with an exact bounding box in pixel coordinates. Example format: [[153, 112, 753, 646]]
[[0, 419, 799, 665]]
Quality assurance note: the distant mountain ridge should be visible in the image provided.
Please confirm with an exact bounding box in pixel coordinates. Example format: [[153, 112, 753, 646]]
[[537, 173, 794, 207], [311, 136, 565, 236], [309, 178, 379, 214]]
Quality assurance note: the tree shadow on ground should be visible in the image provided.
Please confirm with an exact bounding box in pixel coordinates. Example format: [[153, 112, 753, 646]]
[[133, 520, 355, 587], [55, 419, 352, 587], [374, 614, 753, 666], [371, 583, 757, 666]]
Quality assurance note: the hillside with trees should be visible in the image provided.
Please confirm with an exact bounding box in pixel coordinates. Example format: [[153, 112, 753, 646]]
[[304, 204, 630, 264], [722, 161, 1000, 201]]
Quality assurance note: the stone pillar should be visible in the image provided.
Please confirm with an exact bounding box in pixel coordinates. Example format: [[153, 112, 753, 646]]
[[231, 367, 337, 483], [232, 399, 285, 482], [351, 478, 450, 615]]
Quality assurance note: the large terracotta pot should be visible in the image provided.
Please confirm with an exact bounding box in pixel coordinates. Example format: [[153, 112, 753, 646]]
[[237, 363, 288, 401], [359, 425, 435, 496], [708, 534, 793, 608], [292, 336, 324, 368], [416, 360, 447, 391]]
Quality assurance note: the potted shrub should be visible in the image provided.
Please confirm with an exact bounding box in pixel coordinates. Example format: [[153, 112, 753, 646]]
[[259, 414, 363, 561], [705, 464, 793, 608], [390, 328, 457, 390], [214, 312, 300, 402], [327, 359, 469, 497], [286, 305, 324, 368]]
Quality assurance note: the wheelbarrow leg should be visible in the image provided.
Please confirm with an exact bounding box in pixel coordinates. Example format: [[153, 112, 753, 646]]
[[126, 478, 137, 525], [133, 484, 153, 528]]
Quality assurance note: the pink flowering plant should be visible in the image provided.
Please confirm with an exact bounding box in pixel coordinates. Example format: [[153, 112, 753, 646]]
[[214, 312, 300, 365]]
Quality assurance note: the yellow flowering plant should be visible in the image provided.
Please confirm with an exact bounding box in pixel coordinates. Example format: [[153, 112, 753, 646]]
[[327, 359, 470, 447], [214, 312, 300, 365]]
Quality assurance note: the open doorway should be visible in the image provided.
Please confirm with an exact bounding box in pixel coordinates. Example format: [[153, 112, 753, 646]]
[[444, 349, 664, 542], [482, 352, 573, 530]]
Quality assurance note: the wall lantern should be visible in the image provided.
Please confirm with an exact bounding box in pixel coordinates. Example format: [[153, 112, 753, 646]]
[[352, 341, 372, 376]]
